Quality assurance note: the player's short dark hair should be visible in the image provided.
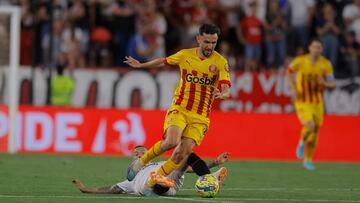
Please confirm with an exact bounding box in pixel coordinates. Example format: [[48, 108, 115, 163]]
[[199, 23, 220, 36]]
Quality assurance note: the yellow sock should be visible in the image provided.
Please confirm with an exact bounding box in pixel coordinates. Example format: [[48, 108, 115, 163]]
[[140, 141, 164, 164], [300, 127, 313, 142], [306, 133, 319, 160], [156, 158, 180, 176]]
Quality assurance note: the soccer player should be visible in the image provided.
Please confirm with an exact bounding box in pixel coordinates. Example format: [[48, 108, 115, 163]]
[[124, 23, 231, 182], [286, 39, 335, 170], [72, 146, 229, 196]]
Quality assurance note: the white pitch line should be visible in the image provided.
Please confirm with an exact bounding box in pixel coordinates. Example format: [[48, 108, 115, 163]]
[[161, 196, 241, 203], [223, 197, 360, 203], [1, 194, 360, 203], [0, 194, 239, 203], [0, 195, 144, 200], [181, 187, 360, 191]]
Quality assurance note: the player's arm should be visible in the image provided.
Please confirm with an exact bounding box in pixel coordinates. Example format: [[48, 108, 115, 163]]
[[72, 179, 126, 194], [286, 60, 298, 101], [318, 63, 336, 89], [124, 56, 166, 69], [214, 61, 232, 100], [185, 152, 229, 173], [206, 152, 230, 169], [286, 69, 297, 98], [125, 50, 184, 69], [317, 74, 335, 89]]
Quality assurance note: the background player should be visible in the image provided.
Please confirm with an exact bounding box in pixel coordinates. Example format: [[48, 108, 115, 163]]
[[72, 146, 229, 196], [124, 23, 231, 183], [286, 38, 335, 170]]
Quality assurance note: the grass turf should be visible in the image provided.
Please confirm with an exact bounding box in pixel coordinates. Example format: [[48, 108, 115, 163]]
[[0, 154, 360, 203]]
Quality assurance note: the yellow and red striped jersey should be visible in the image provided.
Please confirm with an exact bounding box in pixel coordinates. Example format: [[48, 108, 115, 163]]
[[288, 54, 334, 104], [164, 48, 231, 117]]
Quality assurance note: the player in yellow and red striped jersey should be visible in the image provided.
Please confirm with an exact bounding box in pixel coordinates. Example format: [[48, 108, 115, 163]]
[[124, 23, 231, 187], [164, 48, 230, 118], [286, 38, 335, 170]]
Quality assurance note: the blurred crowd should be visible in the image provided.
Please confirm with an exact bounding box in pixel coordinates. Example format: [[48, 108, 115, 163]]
[[0, 0, 360, 78]]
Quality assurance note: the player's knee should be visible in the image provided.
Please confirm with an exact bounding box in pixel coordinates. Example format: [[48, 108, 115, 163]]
[[309, 136, 318, 146], [308, 140, 317, 148], [164, 134, 181, 149], [163, 128, 182, 150], [314, 126, 319, 133], [165, 139, 180, 150], [304, 122, 315, 131]]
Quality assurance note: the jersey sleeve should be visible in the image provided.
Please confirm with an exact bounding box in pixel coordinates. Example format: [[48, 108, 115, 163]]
[[288, 57, 301, 73], [116, 180, 134, 193], [163, 50, 184, 65], [218, 59, 231, 87], [324, 60, 335, 81]]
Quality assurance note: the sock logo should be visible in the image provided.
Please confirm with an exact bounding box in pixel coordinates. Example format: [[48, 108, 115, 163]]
[[186, 74, 213, 85]]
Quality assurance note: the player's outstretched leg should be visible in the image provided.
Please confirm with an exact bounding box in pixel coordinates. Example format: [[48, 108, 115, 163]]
[[297, 126, 315, 159], [187, 152, 211, 176], [149, 172, 175, 188], [143, 172, 175, 197], [212, 167, 227, 188], [303, 133, 318, 170]]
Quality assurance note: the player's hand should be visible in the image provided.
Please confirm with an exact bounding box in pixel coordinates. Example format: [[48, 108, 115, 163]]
[[124, 56, 142, 68], [317, 69, 326, 86], [213, 87, 224, 99], [317, 75, 326, 86], [72, 179, 85, 190], [216, 152, 230, 165]]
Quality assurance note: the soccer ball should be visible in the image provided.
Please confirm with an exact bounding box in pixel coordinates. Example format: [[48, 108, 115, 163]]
[[195, 174, 219, 198]]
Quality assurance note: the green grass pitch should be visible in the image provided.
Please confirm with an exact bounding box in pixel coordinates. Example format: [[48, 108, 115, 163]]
[[1, 154, 360, 203]]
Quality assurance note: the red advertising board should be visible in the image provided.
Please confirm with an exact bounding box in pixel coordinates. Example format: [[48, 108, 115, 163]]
[[215, 71, 294, 113], [0, 105, 360, 161]]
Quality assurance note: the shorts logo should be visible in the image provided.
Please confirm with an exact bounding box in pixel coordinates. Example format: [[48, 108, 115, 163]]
[[209, 64, 217, 73]]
